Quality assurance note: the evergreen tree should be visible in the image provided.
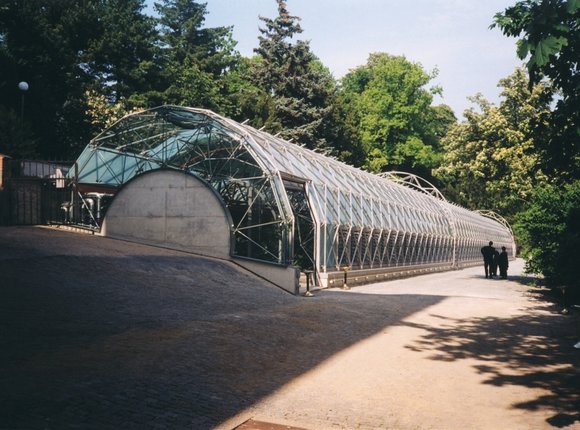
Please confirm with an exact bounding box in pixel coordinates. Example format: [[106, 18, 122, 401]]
[[87, 0, 159, 104], [154, 0, 238, 111], [0, 0, 159, 157], [0, 0, 99, 157], [252, 0, 335, 150]]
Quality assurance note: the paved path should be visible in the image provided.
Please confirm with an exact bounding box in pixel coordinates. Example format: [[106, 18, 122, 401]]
[[0, 226, 578, 429]]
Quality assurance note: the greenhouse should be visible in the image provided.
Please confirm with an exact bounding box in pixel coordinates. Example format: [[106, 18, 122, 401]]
[[68, 105, 515, 290]]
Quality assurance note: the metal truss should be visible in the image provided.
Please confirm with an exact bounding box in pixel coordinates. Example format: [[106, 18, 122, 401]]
[[476, 210, 514, 236], [379, 171, 448, 202]]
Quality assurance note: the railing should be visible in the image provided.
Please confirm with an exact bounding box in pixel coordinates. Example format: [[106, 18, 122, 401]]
[[0, 159, 74, 226], [0, 158, 117, 231]]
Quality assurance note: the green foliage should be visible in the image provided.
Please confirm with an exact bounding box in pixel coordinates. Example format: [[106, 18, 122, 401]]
[[0, 1, 94, 157], [0, 0, 160, 157], [0, 0, 238, 158], [220, 56, 271, 123], [84, 90, 143, 132], [515, 181, 580, 292], [87, 0, 159, 102], [0, 106, 38, 158], [434, 69, 552, 221], [335, 53, 451, 178], [250, 0, 336, 150], [154, 0, 239, 111], [494, 1, 580, 291], [493, 0, 580, 180]]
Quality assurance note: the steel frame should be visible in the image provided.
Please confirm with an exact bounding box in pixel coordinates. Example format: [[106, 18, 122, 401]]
[[70, 106, 516, 282]]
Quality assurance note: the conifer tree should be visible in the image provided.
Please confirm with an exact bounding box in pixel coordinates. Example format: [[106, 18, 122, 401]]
[[87, 0, 159, 103], [252, 0, 335, 150], [154, 0, 238, 110]]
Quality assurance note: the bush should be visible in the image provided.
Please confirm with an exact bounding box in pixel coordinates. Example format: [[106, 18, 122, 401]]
[[515, 180, 580, 297]]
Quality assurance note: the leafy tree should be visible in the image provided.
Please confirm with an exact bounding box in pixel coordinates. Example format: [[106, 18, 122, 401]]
[[434, 69, 553, 221], [428, 104, 457, 147], [336, 53, 448, 178], [84, 90, 143, 131], [221, 55, 271, 122], [515, 181, 580, 296], [493, 0, 580, 180], [251, 0, 336, 150]]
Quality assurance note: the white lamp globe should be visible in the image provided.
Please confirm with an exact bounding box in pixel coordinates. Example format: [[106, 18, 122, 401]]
[[18, 81, 29, 91]]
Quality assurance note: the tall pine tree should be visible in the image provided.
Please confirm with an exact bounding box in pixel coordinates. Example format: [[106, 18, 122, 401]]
[[252, 0, 335, 150], [154, 0, 238, 111], [86, 0, 159, 103]]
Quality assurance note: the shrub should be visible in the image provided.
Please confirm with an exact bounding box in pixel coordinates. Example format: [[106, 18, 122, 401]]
[[515, 180, 580, 297]]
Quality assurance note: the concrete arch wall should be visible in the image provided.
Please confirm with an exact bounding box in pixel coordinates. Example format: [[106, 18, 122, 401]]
[[101, 170, 232, 259]]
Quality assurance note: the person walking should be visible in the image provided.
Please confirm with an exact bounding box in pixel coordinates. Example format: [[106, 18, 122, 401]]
[[490, 247, 500, 277], [480, 241, 495, 279], [498, 246, 509, 279]]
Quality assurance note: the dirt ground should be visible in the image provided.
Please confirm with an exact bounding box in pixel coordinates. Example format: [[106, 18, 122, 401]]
[[1, 226, 579, 430]]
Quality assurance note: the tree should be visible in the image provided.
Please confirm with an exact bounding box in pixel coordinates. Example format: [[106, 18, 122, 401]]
[[515, 181, 580, 296], [0, 106, 37, 158], [0, 0, 98, 157], [336, 53, 449, 178], [84, 90, 143, 131], [222, 55, 272, 122], [0, 0, 159, 158], [154, 0, 239, 111], [86, 0, 159, 105], [493, 0, 580, 180], [251, 0, 335, 150], [434, 68, 552, 221]]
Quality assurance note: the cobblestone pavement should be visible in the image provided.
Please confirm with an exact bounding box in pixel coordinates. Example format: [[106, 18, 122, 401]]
[[1, 226, 578, 430]]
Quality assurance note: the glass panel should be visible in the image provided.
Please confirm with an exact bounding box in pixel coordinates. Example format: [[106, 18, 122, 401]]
[[286, 184, 315, 270], [72, 106, 515, 274]]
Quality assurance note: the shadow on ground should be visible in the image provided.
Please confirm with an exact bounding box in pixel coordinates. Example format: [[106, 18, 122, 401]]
[[402, 274, 580, 429], [0, 227, 443, 429]]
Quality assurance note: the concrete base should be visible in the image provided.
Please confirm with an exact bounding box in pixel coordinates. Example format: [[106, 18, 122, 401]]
[[318, 261, 483, 289], [234, 258, 300, 295], [101, 170, 232, 259]]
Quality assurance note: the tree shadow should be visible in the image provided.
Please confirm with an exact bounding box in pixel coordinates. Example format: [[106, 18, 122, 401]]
[[402, 275, 580, 428]]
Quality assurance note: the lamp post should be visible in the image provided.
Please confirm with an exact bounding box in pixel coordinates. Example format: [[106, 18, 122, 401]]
[[18, 81, 29, 122]]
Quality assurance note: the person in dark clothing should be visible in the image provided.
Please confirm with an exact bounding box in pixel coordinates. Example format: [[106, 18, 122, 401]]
[[481, 241, 495, 279], [498, 246, 509, 279], [490, 248, 500, 277]]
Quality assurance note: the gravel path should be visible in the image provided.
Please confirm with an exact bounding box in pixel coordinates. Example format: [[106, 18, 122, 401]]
[[1, 226, 578, 430]]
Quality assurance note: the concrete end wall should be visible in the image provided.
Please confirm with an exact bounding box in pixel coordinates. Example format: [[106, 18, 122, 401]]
[[101, 169, 300, 294], [101, 170, 231, 259]]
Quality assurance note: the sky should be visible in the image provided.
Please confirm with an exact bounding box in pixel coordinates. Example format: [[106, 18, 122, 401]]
[[149, 0, 524, 118]]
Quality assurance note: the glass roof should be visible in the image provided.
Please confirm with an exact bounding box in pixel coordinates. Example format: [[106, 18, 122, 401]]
[[72, 105, 515, 271]]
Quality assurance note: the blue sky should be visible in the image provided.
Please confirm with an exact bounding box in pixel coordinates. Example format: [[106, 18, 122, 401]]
[[149, 0, 523, 118]]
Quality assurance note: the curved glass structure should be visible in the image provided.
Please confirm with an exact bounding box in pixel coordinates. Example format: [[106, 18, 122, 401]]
[[71, 106, 515, 281]]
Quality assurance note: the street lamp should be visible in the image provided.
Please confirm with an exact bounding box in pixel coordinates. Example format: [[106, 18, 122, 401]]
[[18, 81, 29, 122]]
